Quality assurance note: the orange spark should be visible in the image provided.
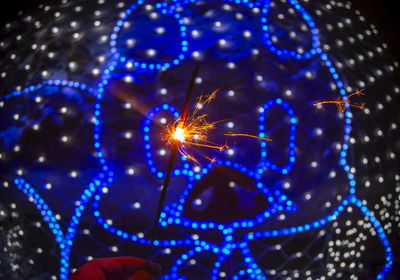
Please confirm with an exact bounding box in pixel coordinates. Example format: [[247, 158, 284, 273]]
[[224, 133, 272, 142], [313, 89, 366, 113], [205, 156, 217, 164], [163, 89, 274, 164], [163, 89, 229, 163]]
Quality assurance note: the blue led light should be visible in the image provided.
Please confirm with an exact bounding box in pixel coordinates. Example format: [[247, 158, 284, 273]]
[[13, 178, 64, 244], [109, 1, 188, 71], [141, 104, 188, 178], [260, 0, 321, 60], [1, 80, 95, 101]]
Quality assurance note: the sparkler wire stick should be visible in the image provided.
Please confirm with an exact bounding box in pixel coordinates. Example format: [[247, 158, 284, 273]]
[[224, 133, 272, 142], [180, 64, 199, 123], [148, 64, 200, 256]]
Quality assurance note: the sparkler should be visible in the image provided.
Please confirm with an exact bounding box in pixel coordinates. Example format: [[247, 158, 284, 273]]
[[163, 89, 230, 164], [148, 64, 200, 257], [313, 89, 366, 113]]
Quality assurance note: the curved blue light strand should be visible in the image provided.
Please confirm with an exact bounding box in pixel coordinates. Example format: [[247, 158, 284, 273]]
[[210, 251, 229, 280], [161, 192, 295, 231], [165, 159, 264, 218], [0, 78, 109, 279], [59, 172, 113, 280], [55, 52, 121, 278], [13, 178, 64, 245], [231, 268, 266, 280], [12, 177, 71, 279], [159, 159, 296, 231], [215, 195, 393, 280], [142, 103, 185, 179], [245, 198, 350, 241], [90, 175, 221, 249], [57, 48, 122, 278], [240, 242, 267, 280], [170, 0, 263, 11], [162, 272, 188, 280], [0, 79, 95, 101], [260, 0, 321, 60], [210, 242, 237, 280], [163, 243, 220, 280], [318, 52, 356, 196], [110, 0, 188, 71], [54, 53, 120, 280], [258, 98, 296, 174], [351, 196, 393, 280], [232, 269, 253, 280]]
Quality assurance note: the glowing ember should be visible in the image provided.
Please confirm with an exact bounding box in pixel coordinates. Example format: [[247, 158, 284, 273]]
[[313, 89, 366, 113], [164, 89, 272, 164], [224, 133, 272, 142], [173, 124, 186, 142], [163, 89, 229, 163]]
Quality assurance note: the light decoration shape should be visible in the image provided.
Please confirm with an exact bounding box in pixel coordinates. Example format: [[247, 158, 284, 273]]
[[0, 0, 394, 279]]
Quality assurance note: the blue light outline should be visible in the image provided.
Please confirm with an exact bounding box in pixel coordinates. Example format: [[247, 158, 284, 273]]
[[13, 178, 65, 245], [109, 0, 188, 70], [0, 80, 95, 101], [260, 0, 321, 60]]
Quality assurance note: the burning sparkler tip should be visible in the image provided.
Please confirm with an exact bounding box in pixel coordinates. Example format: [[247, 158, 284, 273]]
[[173, 124, 186, 143]]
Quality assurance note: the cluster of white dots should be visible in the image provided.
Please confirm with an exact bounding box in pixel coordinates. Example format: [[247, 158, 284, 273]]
[[0, 201, 58, 280]]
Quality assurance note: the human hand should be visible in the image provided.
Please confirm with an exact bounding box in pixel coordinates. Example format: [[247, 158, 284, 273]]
[[69, 257, 161, 280]]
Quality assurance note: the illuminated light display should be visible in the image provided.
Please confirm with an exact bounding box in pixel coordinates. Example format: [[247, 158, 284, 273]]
[[0, 0, 399, 279]]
